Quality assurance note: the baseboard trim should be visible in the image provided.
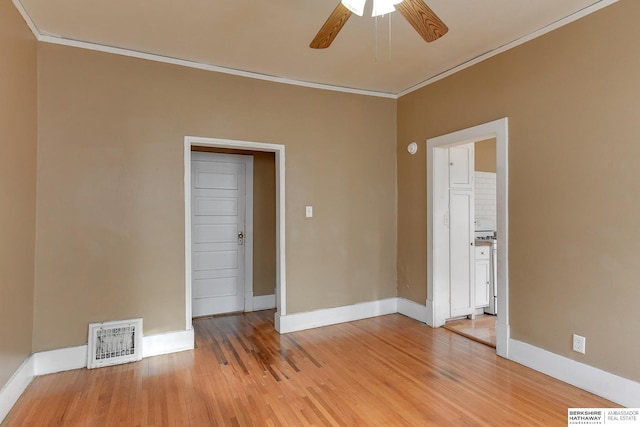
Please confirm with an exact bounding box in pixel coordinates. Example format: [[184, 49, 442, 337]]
[[253, 294, 276, 311], [397, 298, 428, 323], [0, 356, 35, 424], [508, 338, 640, 407], [277, 298, 398, 334], [33, 345, 87, 375], [142, 328, 194, 358], [32, 328, 195, 376]]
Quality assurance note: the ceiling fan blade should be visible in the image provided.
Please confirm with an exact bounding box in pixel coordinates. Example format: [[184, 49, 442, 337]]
[[396, 0, 448, 43], [310, 3, 353, 49]]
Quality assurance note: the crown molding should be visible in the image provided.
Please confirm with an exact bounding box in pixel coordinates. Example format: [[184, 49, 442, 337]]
[[37, 34, 398, 99]]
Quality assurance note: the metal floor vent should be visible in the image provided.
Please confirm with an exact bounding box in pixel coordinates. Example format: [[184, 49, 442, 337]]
[[87, 318, 143, 369]]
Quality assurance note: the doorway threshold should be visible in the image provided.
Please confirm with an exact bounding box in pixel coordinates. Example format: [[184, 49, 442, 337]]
[[443, 314, 497, 348]]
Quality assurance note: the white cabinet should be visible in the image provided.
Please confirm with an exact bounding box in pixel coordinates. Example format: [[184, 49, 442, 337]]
[[474, 245, 491, 308], [449, 143, 475, 189]]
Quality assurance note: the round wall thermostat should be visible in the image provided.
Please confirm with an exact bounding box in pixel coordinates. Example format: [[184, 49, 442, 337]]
[[407, 142, 418, 155]]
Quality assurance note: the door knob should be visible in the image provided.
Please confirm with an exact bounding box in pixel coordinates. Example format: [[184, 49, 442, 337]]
[[238, 231, 244, 245]]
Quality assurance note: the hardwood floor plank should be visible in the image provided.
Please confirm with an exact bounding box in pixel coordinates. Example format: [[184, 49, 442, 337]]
[[2, 310, 619, 426]]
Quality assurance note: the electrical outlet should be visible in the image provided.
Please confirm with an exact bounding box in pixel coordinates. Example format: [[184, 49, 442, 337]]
[[572, 334, 586, 354]]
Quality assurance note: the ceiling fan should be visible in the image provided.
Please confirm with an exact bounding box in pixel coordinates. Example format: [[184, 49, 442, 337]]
[[310, 0, 448, 49]]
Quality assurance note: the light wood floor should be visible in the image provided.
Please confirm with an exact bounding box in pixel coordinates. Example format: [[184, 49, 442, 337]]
[[444, 314, 497, 348], [3, 310, 617, 426]]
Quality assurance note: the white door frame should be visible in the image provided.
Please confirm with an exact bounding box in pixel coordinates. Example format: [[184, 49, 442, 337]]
[[426, 118, 510, 358], [184, 137, 286, 331]]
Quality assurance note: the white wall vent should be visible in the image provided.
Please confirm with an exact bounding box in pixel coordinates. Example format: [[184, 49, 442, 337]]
[[87, 318, 143, 369]]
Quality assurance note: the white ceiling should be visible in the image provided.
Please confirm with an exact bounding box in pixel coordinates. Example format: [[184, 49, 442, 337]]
[[18, 0, 615, 96]]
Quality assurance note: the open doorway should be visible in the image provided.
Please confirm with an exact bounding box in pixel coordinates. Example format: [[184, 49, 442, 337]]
[[426, 118, 510, 358], [184, 137, 287, 332], [443, 137, 497, 348]]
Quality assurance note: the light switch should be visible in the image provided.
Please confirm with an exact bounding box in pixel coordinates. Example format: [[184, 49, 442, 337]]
[[305, 206, 313, 218]]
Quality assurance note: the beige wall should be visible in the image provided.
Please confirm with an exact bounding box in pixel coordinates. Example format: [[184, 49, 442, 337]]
[[192, 147, 276, 296], [397, 0, 640, 381], [475, 138, 496, 172], [34, 43, 397, 351], [0, 1, 38, 387], [252, 152, 277, 297]]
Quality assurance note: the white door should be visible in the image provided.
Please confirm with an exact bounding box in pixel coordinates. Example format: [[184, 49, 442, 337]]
[[449, 189, 475, 318], [191, 152, 248, 317]]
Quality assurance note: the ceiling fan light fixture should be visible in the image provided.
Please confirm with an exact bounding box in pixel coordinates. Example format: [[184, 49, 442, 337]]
[[341, 0, 366, 16], [311, 0, 448, 49]]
